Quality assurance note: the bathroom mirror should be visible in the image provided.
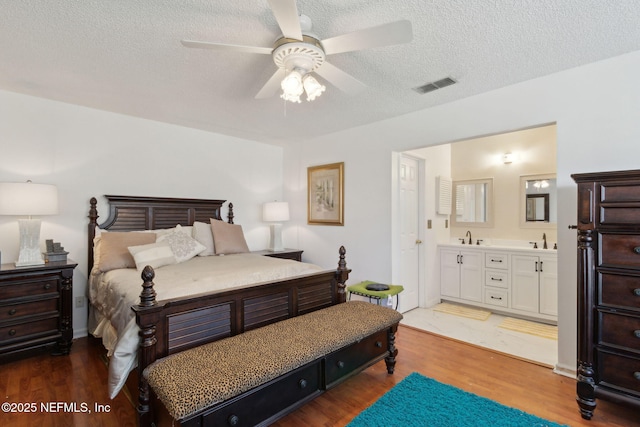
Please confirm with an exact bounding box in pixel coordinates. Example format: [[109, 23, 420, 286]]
[[451, 178, 494, 227], [520, 174, 557, 228]]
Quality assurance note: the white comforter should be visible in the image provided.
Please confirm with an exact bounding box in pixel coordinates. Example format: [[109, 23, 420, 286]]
[[88, 253, 323, 398]]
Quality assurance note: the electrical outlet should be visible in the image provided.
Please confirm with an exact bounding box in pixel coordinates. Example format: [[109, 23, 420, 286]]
[[75, 296, 85, 308], [427, 219, 432, 229]]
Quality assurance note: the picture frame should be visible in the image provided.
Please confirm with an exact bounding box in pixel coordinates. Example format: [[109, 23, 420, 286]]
[[307, 162, 344, 225]]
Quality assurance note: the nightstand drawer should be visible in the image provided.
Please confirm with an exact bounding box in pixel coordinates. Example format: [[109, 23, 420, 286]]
[[1, 276, 59, 300], [0, 298, 58, 322], [0, 317, 59, 344], [597, 350, 640, 395], [599, 272, 640, 311], [600, 234, 640, 269]]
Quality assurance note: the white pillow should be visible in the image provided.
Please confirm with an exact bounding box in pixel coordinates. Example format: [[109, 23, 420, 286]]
[[193, 221, 215, 256], [157, 225, 206, 263], [128, 241, 176, 271]]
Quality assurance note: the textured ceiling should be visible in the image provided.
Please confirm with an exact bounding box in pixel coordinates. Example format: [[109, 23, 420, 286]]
[[2, 1, 640, 145]]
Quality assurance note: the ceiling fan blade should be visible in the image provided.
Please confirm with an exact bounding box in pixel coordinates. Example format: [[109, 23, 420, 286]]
[[267, 0, 303, 41], [321, 20, 413, 55], [181, 40, 272, 55], [255, 69, 285, 99], [314, 62, 366, 95]]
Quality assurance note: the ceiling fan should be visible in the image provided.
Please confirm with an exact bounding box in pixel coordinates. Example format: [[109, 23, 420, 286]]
[[181, 0, 413, 103]]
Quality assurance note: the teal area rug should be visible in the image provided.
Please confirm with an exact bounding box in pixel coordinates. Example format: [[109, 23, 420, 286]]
[[348, 372, 567, 427]]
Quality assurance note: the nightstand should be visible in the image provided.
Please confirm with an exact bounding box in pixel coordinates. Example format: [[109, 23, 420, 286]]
[[252, 249, 304, 262], [0, 260, 77, 362]]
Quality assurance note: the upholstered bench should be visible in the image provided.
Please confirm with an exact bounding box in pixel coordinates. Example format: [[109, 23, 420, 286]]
[[143, 301, 402, 427]]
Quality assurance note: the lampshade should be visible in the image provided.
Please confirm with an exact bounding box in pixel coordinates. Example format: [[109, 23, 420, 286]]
[[263, 202, 290, 222], [0, 181, 59, 266], [0, 182, 58, 216]]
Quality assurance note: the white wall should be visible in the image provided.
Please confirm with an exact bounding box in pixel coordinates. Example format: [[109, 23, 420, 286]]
[[284, 49, 640, 374], [0, 90, 284, 337]]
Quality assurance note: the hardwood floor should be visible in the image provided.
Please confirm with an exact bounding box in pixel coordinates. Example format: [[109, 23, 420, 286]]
[[1, 326, 637, 426]]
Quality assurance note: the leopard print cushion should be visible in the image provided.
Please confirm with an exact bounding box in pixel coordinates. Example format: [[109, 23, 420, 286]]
[[144, 301, 403, 420]]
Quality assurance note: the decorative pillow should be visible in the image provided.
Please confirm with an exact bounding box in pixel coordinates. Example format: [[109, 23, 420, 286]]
[[157, 225, 206, 263], [193, 221, 215, 256], [210, 219, 250, 255], [128, 241, 176, 271], [97, 232, 157, 272]]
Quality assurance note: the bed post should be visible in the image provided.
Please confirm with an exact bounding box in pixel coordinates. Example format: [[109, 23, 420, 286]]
[[336, 246, 350, 303], [227, 202, 234, 224], [135, 266, 159, 427], [88, 197, 98, 273]]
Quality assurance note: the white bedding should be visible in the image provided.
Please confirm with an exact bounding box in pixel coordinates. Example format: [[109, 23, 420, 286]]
[[88, 253, 323, 399]]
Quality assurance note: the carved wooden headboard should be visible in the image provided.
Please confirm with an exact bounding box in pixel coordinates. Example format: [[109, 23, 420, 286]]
[[87, 195, 233, 273]]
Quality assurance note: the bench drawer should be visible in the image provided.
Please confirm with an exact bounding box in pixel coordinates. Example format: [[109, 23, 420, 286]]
[[325, 329, 388, 387], [198, 361, 322, 427]]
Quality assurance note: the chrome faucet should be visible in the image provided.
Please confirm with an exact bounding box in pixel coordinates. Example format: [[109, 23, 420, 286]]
[[542, 233, 548, 249], [466, 230, 472, 245]]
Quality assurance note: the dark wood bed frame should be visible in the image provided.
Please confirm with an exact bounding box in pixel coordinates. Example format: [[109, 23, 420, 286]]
[[87, 195, 351, 426]]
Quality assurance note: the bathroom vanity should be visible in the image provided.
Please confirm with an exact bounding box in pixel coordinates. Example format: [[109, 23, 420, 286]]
[[439, 243, 557, 323]]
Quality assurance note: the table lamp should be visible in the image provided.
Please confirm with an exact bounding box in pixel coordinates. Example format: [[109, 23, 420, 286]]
[[0, 181, 59, 266], [262, 201, 289, 252]]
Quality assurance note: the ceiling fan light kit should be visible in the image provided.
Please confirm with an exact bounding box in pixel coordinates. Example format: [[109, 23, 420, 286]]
[[181, 0, 412, 105]]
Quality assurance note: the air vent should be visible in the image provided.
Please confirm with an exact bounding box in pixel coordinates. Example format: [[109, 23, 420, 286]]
[[413, 77, 457, 94]]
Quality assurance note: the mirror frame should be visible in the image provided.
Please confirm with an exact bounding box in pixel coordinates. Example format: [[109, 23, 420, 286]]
[[451, 178, 494, 228], [520, 173, 556, 229]]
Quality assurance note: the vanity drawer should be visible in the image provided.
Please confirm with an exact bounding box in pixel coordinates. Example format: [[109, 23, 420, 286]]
[[597, 350, 640, 396], [0, 298, 58, 322], [599, 272, 640, 311], [485, 253, 508, 270], [599, 312, 640, 352], [485, 270, 508, 289], [484, 288, 508, 308]]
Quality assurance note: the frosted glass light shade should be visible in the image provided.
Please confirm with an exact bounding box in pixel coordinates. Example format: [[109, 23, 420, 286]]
[[0, 182, 58, 215]]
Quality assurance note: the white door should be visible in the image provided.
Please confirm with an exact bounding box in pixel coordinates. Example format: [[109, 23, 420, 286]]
[[399, 154, 421, 312]]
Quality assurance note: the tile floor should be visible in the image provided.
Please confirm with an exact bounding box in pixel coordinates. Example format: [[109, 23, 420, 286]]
[[401, 305, 558, 368]]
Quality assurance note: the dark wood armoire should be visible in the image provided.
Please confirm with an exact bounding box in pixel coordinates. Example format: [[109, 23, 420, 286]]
[[572, 170, 640, 419]]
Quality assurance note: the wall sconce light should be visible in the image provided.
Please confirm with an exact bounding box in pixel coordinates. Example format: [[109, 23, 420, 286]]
[[0, 181, 59, 266], [262, 201, 290, 252], [503, 153, 515, 164]]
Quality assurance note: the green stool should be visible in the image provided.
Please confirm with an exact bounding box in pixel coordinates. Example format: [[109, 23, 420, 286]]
[[347, 281, 404, 310]]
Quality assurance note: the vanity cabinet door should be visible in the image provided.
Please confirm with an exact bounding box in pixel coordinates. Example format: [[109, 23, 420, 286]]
[[459, 250, 482, 302], [539, 255, 558, 316], [511, 255, 540, 313], [439, 248, 482, 302]]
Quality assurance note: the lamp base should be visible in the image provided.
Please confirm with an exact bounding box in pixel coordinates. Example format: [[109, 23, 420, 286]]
[[268, 223, 284, 252], [15, 218, 45, 267]]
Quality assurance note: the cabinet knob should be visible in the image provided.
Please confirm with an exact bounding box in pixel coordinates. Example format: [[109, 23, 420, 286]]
[[634, 372, 640, 381], [44, 283, 51, 290], [634, 289, 640, 297], [337, 361, 345, 369], [298, 379, 307, 389], [634, 247, 640, 255], [9, 329, 16, 336], [634, 330, 640, 339], [8, 309, 16, 316], [375, 341, 383, 348], [227, 414, 239, 426]]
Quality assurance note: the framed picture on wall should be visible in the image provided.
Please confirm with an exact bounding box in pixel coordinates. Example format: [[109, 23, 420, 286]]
[[307, 162, 344, 225]]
